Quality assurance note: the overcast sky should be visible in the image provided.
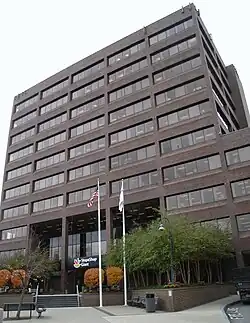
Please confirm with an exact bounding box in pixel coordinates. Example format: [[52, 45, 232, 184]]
[[0, 0, 249, 192]]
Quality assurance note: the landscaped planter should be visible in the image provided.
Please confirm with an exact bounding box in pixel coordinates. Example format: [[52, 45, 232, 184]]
[[132, 284, 236, 311], [80, 292, 125, 307]]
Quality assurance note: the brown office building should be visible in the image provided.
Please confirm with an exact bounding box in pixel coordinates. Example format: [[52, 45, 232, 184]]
[[1, 3, 250, 292]]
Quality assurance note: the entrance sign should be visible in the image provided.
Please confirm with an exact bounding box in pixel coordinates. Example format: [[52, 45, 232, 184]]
[[73, 256, 98, 269]]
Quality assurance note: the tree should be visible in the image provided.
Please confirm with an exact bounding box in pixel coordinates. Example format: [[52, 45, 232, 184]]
[[84, 268, 104, 289], [1, 230, 58, 319], [0, 269, 11, 288], [106, 267, 123, 287]]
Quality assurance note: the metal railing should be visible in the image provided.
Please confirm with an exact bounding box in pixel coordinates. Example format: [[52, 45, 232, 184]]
[[35, 284, 39, 304], [76, 285, 80, 307]]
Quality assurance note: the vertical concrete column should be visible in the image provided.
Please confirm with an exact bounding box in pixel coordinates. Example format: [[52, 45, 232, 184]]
[[61, 217, 68, 293]]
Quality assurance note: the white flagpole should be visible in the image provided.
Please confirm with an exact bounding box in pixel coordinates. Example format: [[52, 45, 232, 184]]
[[97, 178, 103, 307], [120, 179, 127, 306]]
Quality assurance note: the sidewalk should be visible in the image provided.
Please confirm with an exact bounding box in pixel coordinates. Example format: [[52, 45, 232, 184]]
[[1, 295, 239, 323]]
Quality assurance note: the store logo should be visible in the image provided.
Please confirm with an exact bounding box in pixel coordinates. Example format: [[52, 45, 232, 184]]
[[73, 257, 98, 269]]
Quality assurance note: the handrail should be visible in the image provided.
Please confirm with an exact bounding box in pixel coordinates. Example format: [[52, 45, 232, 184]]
[[35, 284, 39, 304], [76, 285, 80, 307]]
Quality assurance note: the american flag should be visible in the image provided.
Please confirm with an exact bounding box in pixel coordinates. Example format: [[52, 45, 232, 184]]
[[87, 187, 99, 208]]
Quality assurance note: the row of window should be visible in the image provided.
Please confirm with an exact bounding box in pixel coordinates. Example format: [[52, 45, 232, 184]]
[[160, 126, 216, 154], [226, 146, 250, 166], [110, 145, 156, 169], [72, 78, 104, 100], [237, 213, 250, 233], [39, 113, 67, 132], [109, 78, 150, 103], [231, 178, 250, 198], [3, 204, 28, 220], [163, 155, 222, 182], [13, 110, 36, 128], [68, 160, 106, 181], [36, 151, 66, 170], [198, 217, 232, 232], [108, 41, 145, 66], [149, 18, 193, 45], [109, 58, 148, 83], [5, 183, 30, 200], [1, 226, 27, 240], [68, 185, 106, 205], [37, 132, 66, 151], [110, 120, 154, 145], [154, 56, 201, 84], [73, 61, 105, 83], [42, 79, 69, 99], [9, 145, 33, 162], [158, 101, 210, 128], [70, 116, 105, 138], [69, 137, 105, 159], [0, 249, 25, 259], [7, 164, 32, 180], [109, 97, 151, 123], [156, 77, 206, 106], [11, 127, 35, 145], [151, 36, 197, 64], [34, 173, 64, 191], [15, 95, 38, 113], [40, 95, 68, 115], [71, 96, 105, 119], [33, 195, 64, 213], [166, 185, 226, 210]]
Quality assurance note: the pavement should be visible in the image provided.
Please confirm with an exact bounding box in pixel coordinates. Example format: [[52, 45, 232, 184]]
[[225, 298, 250, 322], [1, 295, 240, 322]]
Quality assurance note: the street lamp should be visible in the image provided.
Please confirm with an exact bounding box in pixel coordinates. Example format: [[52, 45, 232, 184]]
[[159, 221, 175, 284]]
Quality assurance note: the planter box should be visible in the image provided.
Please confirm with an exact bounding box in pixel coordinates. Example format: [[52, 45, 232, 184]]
[[132, 284, 236, 311], [81, 292, 124, 307], [0, 294, 33, 308]]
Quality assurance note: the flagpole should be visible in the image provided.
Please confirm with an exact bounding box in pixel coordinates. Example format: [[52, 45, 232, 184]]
[[121, 179, 127, 306], [97, 178, 103, 307]]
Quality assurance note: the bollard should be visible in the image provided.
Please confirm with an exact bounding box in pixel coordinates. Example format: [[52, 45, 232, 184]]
[[0, 308, 3, 323]]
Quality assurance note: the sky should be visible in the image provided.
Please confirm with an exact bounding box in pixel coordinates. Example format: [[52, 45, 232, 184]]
[[0, 0, 249, 192]]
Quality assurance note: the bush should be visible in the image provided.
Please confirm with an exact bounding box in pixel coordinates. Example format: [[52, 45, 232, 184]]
[[0, 269, 11, 288], [11, 270, 26, 288], [106, 266, 123, 287], [84, 268, 104, 289]]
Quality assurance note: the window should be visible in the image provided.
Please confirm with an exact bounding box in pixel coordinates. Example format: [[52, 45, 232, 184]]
[[13, 110, 36, 128], [1, 226, 27, 240], [226, 146, 250, 166], [70, 116, 105, 138], [5, 183, 30, 200], [69, 160, 106, 181], [49, 237, 62, 260], [71, 96, 105, 118], [11, 127, 35, 145], [110, 121, 153, 145], [161, 127, 216, 154], [154, 56, 201, 83], [32, 195, 63, 212], [7, 164, 32, 180], [9, 145, 33, 162], [149, 18, 193, 45], [73, 61, 105, 83], [109, 78, 150, 103], [69, 137, 105, 159], [110, 145, 156, 169], [15, 95, 38, 112], [111, 171, 159, 194], [42, 79, 69, 98], [200, 217, 231, 232], [40, 95, 68, 115], [109, 98, 152, 123], [34, 173, 64, 191], [166, 185, 226, 210], [72, 78, 104, 100], [86, 230, 107, 256], [151, 37, 197, 64], [108, 41, 146, 66], [3, 204, 29, 220], [237, 214, 250, 233], [155, 78, 206, 106], [36, 151, 65, 170], [163, 155, 221, 181], [158, 101, 210, 128], [109, 58, 148, 83], [68, 234, 81, 259], [68, 185, 106, 205], [37, 132, 66, 151], [39, 113, 67, 132], [231, 179, 250, 198], [0, 249, 25, 259]]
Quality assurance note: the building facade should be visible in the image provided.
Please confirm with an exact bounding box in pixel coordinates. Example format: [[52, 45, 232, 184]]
[[1, 3, 250, 291]]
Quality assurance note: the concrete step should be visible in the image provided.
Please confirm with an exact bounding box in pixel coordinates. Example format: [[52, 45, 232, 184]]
[[37, 294, 79, 308]]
